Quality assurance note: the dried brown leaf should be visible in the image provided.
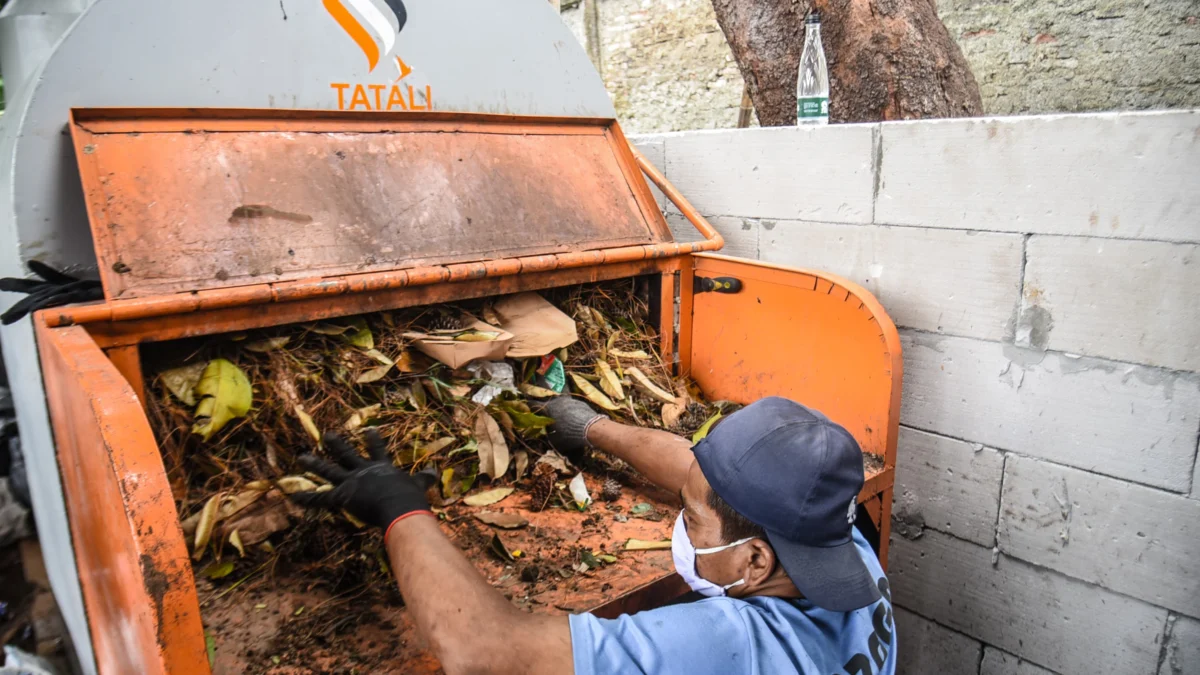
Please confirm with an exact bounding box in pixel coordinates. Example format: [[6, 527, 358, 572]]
[[294, 405, 321, 443], [625, 538, 672, 551], [474, 412, 510, 478], [518, 383, 560, 399], [610, 349, 650, 359], [462, 487, 515, 507], [514, 450, 530, 480], [475, 511, 529, 529], [192, 492, 225, 560], [628, 368, 677, 404], [355, 363, 394, 384], [661, 402, 686, 429]]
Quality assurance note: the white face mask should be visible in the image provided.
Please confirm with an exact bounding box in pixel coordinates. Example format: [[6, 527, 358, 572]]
[[672, 510, 754, 597]]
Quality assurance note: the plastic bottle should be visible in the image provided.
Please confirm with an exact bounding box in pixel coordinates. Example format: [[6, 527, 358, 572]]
[[797, 11, 829, 125]]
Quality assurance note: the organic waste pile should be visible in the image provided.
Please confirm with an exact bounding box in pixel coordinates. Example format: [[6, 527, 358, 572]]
[[143, 279, 736, 662]]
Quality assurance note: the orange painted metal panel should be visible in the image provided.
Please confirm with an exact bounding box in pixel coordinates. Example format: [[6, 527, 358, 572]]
[[35, 317, 207, 675], [69, 108, 674, 301], [685, 253, 902, 469]]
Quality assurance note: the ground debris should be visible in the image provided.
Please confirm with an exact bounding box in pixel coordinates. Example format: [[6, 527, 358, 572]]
[[143, 280, 727, 661]]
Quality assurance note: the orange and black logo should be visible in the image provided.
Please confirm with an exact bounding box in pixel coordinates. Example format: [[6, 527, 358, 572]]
[[323, 0, 410, 76]]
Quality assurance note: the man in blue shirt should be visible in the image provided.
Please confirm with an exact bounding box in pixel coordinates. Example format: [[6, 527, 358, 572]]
[[294, 397, 896, 675]]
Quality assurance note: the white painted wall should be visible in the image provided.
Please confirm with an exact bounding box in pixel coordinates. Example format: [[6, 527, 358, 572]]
[[636, 109, 1200, 675]]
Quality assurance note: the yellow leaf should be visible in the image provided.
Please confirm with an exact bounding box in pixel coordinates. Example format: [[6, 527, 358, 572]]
[[692, 412, 723, 443], [160, 362, 206, 406], [276, 476, 321, 494], [569, 373, 620, 411], [454, 330, 500, 342], [343, 404, 381, 431], [628, 367, 677, 405], [441, 468, 458, 499], [519, 383, 560, 399], [355, 363, 394, 384], [595, 361, 625, 400], [610, 349, 650, 359], [624, 538, 672, 551], [191, 359, 253, 441], [294, 405, 321, 443], [193, 492, 225, 560], [244, 336, 290, 353], [201, 560, 235, 579], [229, 530, 245, 557], [474, 412, 510, 478], [342, 511, 367, 528], [462, 487, 515, 507]]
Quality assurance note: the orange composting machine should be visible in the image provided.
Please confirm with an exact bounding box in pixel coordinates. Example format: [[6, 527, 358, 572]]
[[0, 2, 899, 673]]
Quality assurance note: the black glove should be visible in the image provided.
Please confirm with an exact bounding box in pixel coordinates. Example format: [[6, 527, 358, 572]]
[[292, 430, 435, 532], [541, 396, 604, 454], [0, 261, 104, 325]]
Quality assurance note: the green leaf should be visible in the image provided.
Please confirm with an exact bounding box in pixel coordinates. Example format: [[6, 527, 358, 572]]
[[507, 410, 554, 432], [201, 560, 235, 579], [342, 318, 374, 350], [206, 632, 216, 667], [160, 362, 206, 406], [692, 412, 723, 444], [630, 503, 653, 516], [191, 359, 253, 440]]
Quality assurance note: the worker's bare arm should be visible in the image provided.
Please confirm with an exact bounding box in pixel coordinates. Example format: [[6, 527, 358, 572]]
[[586, 418, 693, 495], [387, 515, 574, 675]]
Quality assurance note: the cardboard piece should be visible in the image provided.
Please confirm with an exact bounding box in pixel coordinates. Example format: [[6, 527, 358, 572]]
[[408, 320, 514, 368], [492, 292, 579, 358]]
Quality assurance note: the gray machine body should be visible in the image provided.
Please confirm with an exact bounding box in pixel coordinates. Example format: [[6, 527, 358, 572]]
[[0, 1, 610, 669]]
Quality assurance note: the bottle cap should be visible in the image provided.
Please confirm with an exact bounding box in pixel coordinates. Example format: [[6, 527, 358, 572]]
[[806, 11, 821, 24]]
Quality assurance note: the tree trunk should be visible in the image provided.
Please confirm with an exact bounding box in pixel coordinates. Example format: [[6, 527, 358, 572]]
[[711, 0, 983, 125]]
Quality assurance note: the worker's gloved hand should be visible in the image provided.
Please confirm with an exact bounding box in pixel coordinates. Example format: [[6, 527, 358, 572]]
[[292, 430, 435, 534], [541, 396, 604, 454], [0, 261, 104, 325]]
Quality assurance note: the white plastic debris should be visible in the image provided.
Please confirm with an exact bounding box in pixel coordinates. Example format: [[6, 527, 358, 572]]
[[568, 473, 592, 510], [468, 361, 517, 405]]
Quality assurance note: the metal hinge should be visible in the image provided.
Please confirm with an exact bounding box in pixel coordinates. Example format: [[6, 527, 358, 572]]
[[693, 276, 743, 294]]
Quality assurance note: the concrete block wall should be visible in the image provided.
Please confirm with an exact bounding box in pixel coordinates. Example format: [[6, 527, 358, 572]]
[[634, 109, 1200, 675]]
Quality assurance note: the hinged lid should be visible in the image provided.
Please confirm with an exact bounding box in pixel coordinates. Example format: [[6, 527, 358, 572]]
[[69, 108, 672, 300]]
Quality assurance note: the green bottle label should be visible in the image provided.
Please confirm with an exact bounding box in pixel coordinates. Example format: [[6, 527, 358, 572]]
[[798, 96, 829, 118]]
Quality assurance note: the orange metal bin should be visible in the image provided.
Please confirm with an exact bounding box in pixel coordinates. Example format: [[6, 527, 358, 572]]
[[34, 108, 900, 674]]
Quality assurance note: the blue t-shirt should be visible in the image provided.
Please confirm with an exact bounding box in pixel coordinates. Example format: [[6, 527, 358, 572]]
[[569, 529, 896, 675]]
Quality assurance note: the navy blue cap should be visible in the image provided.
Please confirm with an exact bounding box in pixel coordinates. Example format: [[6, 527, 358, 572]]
[[694, 397, 881, 612]]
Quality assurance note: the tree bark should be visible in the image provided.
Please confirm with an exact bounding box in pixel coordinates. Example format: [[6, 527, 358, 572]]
[[711, 0, 983, 125]]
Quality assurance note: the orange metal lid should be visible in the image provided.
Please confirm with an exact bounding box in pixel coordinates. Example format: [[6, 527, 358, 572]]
[[69, 108, 672, 300]]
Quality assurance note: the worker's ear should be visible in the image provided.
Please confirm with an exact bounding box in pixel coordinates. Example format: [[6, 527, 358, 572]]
[[740, 538, 777, 589]]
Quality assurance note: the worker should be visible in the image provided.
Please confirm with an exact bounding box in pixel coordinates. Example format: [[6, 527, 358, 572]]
[[293, 396, 896, 675]]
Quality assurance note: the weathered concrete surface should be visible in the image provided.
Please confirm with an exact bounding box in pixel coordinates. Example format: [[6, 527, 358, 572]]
[[893, 427, 1004, 546], [1021, 236, 1200, 371], [1159, 615, 1200, 675], [980, 648, 1058, 675], [561, 0, 745, 134], [631, 137, 667, 211], [665, 213, 758, 260], [876, 112, 1200, 242], [999, 455, 1200, 617], [760, 222, 1022, 340], [900, 332, 1200, 491], [661, 125, 875, 223], [894, 607, 982, 674], [890, 530, 1168, 674], [940, 0, 1200, 116]]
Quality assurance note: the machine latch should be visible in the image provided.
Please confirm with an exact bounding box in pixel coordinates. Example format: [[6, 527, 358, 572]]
[[693, 276, 743, 294]]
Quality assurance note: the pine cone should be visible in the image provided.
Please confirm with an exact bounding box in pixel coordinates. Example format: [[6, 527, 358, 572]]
[[426, 312, 466, 332], [601, 477, 622, 502], [529, 463, 557, 512]]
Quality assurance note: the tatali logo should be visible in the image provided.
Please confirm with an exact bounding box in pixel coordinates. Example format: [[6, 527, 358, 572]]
[[324, 0, 433, 111]]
